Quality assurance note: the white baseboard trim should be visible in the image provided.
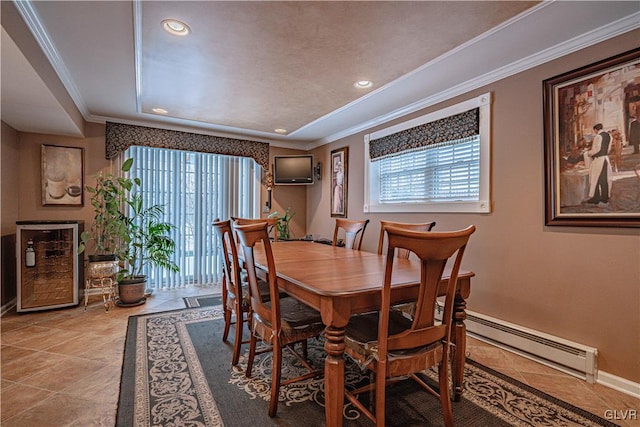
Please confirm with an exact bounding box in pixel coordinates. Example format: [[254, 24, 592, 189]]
[[1, 298, 16, 317], [597, 370, 640, 399]]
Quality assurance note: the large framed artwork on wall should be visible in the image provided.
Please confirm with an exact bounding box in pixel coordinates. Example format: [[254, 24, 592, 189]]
[[543, 47, 640, 227], [41, 144, 84, 206], [331, 147, 348, 218]]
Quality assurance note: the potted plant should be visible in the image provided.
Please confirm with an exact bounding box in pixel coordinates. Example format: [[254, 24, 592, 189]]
[[114, 159, 178, 305], [78, 162, 132, 282], [116, 190, 179, 304], [268, 208, 295, 240], [79, 158, 179, 305]]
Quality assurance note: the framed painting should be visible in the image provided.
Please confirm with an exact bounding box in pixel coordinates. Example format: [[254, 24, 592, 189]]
[[543, 47, 640, 227], [41, 144, 84, 206], [331, 147, 348, 218]]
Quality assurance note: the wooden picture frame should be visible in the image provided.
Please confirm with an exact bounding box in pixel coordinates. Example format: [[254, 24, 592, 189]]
[[330, 147, 348, 218], [41, 144, 84, 206], [543, 47, 640, 227]]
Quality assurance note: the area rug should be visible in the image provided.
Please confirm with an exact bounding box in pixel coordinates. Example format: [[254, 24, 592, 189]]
[[183, 293, 223, 308], [117, 308, 618, 427]]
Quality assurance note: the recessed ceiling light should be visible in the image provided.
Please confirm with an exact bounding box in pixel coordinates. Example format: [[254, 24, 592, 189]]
[[354, 80, 373, 89], [274, 128, 287, 134], [162, 19, 191, 36], [152, 107, 168, 114]]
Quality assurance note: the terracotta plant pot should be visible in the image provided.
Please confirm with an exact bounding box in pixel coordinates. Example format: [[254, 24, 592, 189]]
[[118, 276, 147, 305]]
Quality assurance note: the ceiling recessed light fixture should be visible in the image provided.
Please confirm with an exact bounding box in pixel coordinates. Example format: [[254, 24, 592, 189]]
[[152, 107, 168, 114], [274, 128, 287, 134], [162, 19, 191, 36], [354, 80, 373, 89]]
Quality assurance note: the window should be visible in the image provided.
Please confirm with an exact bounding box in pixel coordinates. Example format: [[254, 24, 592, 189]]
[[125, 146, 261, 289], [364, 93, 491, 213]]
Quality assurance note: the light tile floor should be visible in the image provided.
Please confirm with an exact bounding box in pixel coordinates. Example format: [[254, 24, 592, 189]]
[[2, 286, 638, 426]]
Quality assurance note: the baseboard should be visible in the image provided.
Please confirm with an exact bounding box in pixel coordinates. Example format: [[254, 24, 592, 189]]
[[467, 332, 640, 399], [465, 310, 597, 383], [597, 370, 640, 399], [1, 298, 16, 316]]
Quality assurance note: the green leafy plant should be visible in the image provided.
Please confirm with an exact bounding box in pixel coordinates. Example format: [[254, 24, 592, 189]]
[[77, 158, 178, 281], [78, 159, 134, 258], [117, 192, 179, 281], [268, 208, 295, 240]]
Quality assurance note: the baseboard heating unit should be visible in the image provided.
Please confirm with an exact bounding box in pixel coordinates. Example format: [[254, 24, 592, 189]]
[[465, 311, 598, 383]]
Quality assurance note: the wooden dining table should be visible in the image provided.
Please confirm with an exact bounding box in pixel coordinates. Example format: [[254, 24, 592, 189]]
[[248, 240, 474, 427]]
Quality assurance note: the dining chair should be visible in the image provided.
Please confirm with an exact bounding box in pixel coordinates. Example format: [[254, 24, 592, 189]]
[[333, 218, 370, 250], [233, 221, 325, 417], [213, 219, 272, 366], [232, 217, 279, 241], [377, 220, 437, 317], [377, 220, 436, 258], [343, 225, 475, 427]]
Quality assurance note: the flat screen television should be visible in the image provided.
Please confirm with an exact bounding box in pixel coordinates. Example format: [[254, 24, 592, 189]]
[[273, 155, 315, 185]]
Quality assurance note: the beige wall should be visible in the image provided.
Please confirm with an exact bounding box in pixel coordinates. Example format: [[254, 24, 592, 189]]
[[11, 123, 110, 228], [2, 122, 20, 235], [2, 121, 20, 306], [308, 30, 640, 382], [266, 147, 309, 239]]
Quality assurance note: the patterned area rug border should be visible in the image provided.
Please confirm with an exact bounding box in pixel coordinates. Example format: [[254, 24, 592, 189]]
[[183, 293, 223, 308], [117, 307, 617, 427]]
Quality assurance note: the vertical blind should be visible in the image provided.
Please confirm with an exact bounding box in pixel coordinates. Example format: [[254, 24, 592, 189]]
[[125, 146, 260, 289]]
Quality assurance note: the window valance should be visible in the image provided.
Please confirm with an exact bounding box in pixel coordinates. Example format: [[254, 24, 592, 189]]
[[105, 122, 270, 170], [369, 107, 479, 161]]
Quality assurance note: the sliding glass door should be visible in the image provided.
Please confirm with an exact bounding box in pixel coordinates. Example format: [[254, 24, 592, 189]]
[[126, 146, 260, 289]]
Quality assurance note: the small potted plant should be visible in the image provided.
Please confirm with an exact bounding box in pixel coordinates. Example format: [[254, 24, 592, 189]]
[[116, 190, 179, 305], [268, 208, 295, 240]]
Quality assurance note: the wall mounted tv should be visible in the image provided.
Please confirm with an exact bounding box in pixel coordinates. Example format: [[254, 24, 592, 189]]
[[273, 155, 315, 185]]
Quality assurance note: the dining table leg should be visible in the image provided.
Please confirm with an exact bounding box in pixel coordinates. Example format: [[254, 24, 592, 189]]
[[451, 292, 467, 401], [323, 324, 346, 427]]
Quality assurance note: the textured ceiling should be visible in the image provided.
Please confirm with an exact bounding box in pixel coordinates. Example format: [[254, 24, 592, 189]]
[[139, 1, 535, 135]]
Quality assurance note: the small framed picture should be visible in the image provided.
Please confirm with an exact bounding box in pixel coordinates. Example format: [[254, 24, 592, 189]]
[[331, 147, 348, 217], [41, 144, 84, 206], [543, 47, 640, 227]]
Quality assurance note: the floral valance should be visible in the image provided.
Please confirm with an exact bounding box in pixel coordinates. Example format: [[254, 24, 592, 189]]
[[369, 107, 479, 160], [105, 122, 270, 170]]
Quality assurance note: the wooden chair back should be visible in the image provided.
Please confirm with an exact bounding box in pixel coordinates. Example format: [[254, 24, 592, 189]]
[[232, 217, 279, 241], [381, 225, 475, 353], [377, 220, 436, 259], [333, 218, 369, 250], [233, 221, 324, 418], [344, 225, 475, 426], [233, 222, 281, 331], [212, 219, 242, 305]]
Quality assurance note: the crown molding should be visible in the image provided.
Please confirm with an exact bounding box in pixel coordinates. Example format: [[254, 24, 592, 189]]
[[13, 0, 89, 119]]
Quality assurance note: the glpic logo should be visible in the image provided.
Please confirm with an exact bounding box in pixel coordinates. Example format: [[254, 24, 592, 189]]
[[604, 409, 638, 420]]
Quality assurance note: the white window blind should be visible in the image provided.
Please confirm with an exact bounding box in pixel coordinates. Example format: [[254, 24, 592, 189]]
[[364, 93, 491, 213], [125, 146, 260, 289], [379, 136, 480, 203]]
